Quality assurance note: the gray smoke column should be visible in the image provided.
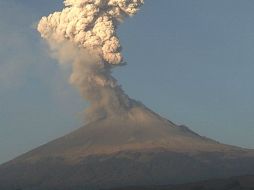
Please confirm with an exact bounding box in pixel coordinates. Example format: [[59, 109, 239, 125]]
[[37, 0, 144, 122]]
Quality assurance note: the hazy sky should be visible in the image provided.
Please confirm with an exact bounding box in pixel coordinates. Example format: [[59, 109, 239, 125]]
[[0, 0, 254, 164]]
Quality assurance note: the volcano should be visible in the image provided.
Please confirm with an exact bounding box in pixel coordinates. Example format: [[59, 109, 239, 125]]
[[1, 103, 254, 190], [2, 0, 254, 189]]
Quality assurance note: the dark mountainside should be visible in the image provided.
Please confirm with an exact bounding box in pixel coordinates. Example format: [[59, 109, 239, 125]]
[[109, 175, 254, 190], [0, 104, 254, 190]]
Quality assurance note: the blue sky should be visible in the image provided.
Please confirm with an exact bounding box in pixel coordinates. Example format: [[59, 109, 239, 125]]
[[0, 0, 254, 164]]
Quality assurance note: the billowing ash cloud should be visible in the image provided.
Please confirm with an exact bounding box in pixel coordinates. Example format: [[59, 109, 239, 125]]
[[37, 0, 144, 122]]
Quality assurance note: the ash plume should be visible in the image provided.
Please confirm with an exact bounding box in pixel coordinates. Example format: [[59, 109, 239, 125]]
[[37, 0, 144, 122]]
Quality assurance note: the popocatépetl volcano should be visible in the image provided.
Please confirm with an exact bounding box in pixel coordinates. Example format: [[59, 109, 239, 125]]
[[0, 103, 254, 190]]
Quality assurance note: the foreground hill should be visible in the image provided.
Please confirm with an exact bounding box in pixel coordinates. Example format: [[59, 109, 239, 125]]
[[0, 104, 254, 190], [110, 175, 254, 190]]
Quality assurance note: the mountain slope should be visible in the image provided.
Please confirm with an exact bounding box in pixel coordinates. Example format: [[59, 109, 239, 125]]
[[109, 175, 254, 190], [11, 104, 247, 163], [0, 104, 254, 190]]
